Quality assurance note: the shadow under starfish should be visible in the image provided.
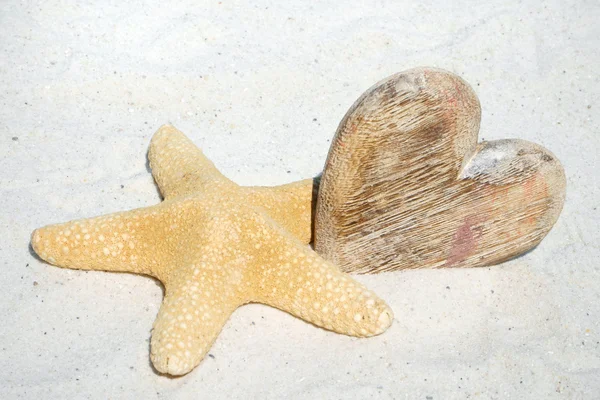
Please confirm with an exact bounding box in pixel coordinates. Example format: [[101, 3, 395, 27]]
[[31, 125, 393, 376]]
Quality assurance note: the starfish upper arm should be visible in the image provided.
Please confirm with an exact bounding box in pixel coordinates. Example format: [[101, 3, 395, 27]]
[[242, 177, 318, 244], [148, 125, 234, 199]]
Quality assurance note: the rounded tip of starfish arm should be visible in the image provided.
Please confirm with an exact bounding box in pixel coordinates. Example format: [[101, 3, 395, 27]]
[[374, 306, 394, 335], [152, 123, 178, 139], [352, 300, 394, 337], [151, 351, 195, 377], [31, 227, 55, 265], [31, 228, 41, 248]]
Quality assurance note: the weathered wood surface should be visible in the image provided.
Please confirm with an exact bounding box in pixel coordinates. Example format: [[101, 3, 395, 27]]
[[314, 67, 566, 273]]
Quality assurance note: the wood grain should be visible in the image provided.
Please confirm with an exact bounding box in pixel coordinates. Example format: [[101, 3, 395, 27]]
[[314, 67, 566, 273]]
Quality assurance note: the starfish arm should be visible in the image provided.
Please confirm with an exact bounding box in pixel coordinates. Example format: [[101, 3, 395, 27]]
[[249, 221, 393, 337], [31, 204, 175, 277], [150, 264, 243, 376], [148, 124, 234, 200], [242, 177, 318, 244]]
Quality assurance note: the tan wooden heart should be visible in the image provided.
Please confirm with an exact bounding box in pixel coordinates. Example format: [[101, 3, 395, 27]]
[[314, 67, 566, 273]]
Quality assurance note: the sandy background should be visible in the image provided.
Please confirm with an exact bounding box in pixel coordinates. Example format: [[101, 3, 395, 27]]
[[1, 0, 599, 398]]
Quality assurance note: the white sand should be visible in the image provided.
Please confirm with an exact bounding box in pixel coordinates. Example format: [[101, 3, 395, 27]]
[[1, 0, 598, 398]]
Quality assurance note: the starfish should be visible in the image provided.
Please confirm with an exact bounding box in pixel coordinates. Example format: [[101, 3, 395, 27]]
[[31, 125, 393, 376]]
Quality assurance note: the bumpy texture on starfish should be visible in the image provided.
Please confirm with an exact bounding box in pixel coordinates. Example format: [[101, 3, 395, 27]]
[[31, 125, 393, 376]]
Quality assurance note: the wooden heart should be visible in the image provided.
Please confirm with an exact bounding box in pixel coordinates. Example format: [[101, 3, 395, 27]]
[[314, 67, 566, 273]]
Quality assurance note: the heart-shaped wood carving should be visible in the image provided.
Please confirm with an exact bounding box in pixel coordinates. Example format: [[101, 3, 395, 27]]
[[314, 67, 566, 273]]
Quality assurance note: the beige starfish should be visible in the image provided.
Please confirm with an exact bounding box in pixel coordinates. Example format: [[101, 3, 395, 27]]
[[31, 125, 393, 376]]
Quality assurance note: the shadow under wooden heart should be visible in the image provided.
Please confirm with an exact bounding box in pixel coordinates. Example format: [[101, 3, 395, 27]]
[[314, 67, 566, 273]]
